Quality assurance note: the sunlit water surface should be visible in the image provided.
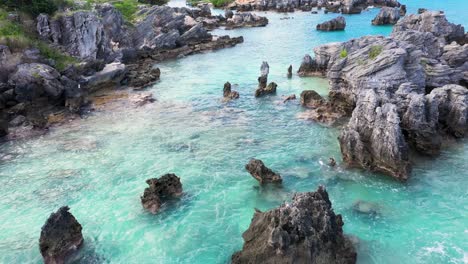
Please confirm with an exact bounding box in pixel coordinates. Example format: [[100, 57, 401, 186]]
[[1, 0, 467, 263]]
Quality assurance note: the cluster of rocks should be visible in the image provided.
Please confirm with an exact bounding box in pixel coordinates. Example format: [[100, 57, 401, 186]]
[[297, 11, 468, 180], [232, 186, 357, 263], [317, 16, 346, 31], [299, 90, 346, 124], [255, 62, 278, 97], [371, 6, 406, 25], [228, 0, 401, 13], [1, 3, 267, 139], [223, 82, 240, 100]]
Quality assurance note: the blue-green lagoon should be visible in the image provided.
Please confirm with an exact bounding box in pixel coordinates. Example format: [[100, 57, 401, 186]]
[[1, 0, 467, 263]]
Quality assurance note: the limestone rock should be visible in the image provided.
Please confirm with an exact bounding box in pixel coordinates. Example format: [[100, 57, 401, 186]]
[[372, 7, 401, 25], [141, 173, 183, 214], [317, 16, 346, 31], [245, 158, 282, 184], [232, 186, 356, 264]]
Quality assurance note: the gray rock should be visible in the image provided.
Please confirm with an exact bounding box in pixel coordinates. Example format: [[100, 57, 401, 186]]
[[179, 23, 212, 45], [84, 62, 127, 92], [9, 115, 26, 127], [232, 186, 356, 264], [372, 7, 401, 25], [317, 16, 346, 31], [223, 82, 239, 100], [10, 63, 64, 101], [300, 90, 324, 108], [225, 12, 268, 29]]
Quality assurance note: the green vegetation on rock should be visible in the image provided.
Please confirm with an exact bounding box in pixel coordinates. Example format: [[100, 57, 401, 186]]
[[369, 45, 383, 60], [340, 48, 348, 58]]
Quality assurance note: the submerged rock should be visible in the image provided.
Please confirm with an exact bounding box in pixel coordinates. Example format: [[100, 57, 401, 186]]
[[317, 16, 346, 31], [141, 173, 183, 214], [372, 7, 401, 25], [39, 206, 83, 264], [223, 82, 240, 100], [232, 186, 357, 264], [352, 200, 380, 216], [245, 158, 282, 184]]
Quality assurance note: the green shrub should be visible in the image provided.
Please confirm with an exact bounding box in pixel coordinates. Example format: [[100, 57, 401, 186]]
[[138, 0, 168, 5], [113, 0, 139, 21], [36, 41, 77, 71], [369, 45, 383, 60], [209, 0, 232, 7], [340, 48, 347, 58]]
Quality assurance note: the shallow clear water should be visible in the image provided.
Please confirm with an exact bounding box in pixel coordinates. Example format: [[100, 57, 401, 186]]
[[1, 1, 467, 263]]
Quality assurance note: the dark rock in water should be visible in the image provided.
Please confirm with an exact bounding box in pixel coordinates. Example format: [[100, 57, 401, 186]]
[[223, 82, 240, 100], [39, 206, 84, 264], [283, 94, 296, 103], [232, 186, 357, 264], [255, 62, 277, 97], [418, 8, 427, 14], [317, 16, 346, 31], [225, 12, 268, 29], [141, 173, 183, 214], [300, 90, 324, 108], [287, 65, 292, 78], [372, 7, 401, 25], [328, 157, 337, 167], [245, 158, 282, 184]]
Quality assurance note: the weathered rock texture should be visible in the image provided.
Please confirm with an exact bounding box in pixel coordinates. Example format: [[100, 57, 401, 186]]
[[223, 82, 240, 100], [255, 62, 278, 97], [371, 7, 402, 25], [317, 16, 346, 31], [232, 186, 356, 264], [39, 206, 83, 264], [141, 173, 183, 214], [298, 11, 468, 180], [245, 158, 282, 184], [228, 0, 400, 13], [225, 12, 268, 29]]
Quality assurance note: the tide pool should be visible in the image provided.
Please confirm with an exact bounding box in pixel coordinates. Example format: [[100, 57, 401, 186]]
[[0, 1, 467, 263]]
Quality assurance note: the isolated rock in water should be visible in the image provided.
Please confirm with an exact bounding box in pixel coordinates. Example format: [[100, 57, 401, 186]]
[[317, 16, 346, 31], [232, 186, 356, 264], [258, 61, 270, 89], [300, 90, 324, 108], [339, 90, 411, 181], [283, 94, 296, 103], [141, 173, 183, 214], [245, 158, 282, 184], [255, 82, 277, 97], [223, 81, 240, 100], [372, 7, 401, 25], [352, 200, 380, 216], [39, 206, 83, 264], [287, 65, 292, 78]]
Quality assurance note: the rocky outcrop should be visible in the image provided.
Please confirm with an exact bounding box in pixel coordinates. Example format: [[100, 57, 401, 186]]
[[300, 90, 324, 108], [141, 173, 183, 214], [39, 206, 83, 264], [299, 90, 346, 125], [317, 16, 346, 31], [245, 158, 282, 184], [287, 65, 292, 78], [223, 82, 240, 100], [297, 11, 467, 180], [255, 62, 277, 97], [297, 54, 326, 77], [371, 7, 401, 25], [84, 62, 127, 92], [228, 0, 400, 13], [225, 12, 268, 29], [232, 186, 356, 264]]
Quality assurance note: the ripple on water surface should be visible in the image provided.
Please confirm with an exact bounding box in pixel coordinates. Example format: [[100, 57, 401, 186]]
[[1, 0, 468, 263]]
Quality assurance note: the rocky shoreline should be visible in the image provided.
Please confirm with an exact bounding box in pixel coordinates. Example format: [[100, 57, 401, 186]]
[[297, 11, 467, 180], [0, 3, 270, 140]]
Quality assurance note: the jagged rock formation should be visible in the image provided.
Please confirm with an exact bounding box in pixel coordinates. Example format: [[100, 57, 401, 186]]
[[245, 158, 282, 184], [255, 62, 278, 97], [287, 65, 292, 78], [317, 16, 346, 31], [371, 7, 402, 25], [299, 90, 346, 124], [297, 54, 326, 77], [225, 12, 268, 29], [141, 173, 183, 214], [300, 90, 324, 108], [297, 11, 468, 180], [39, 206, 83, 264], [223, 82, 240, 100], [232, 186, 356, 264], [228, 0, 400, 13]]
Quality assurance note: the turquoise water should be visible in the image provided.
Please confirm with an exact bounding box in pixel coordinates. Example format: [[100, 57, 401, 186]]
[[1, 1, 467, 263]]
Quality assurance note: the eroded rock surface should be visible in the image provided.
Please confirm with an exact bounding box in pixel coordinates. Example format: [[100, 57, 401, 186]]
[[245, 158, 282, 184], [317, 16, 346, 31], [371, 7, 401, 25], [223, 82, 240, 100], [141, 173, 183, 214], [232, 186, 356, 264], [39, 206, 83, 264], [297, 11, 468, 180]]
